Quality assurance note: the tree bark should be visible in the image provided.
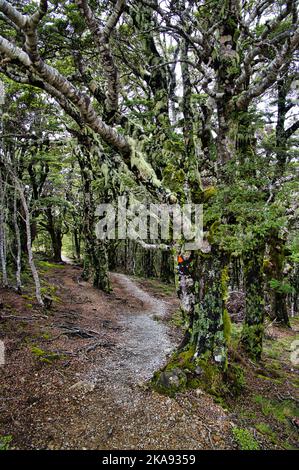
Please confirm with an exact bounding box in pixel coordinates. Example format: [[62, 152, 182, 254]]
[[177, 248, 230, 367], [15, 179, 44, 306], [268, 230, 290, 327], [13, 189, 22, 292], [0, 172, 8, 287], [241, 244, 265, 360]]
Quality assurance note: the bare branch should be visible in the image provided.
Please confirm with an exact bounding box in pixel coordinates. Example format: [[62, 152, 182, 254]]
[[236, 29, 299, 109], [75, 0, 125, 120], [0, 0, 27, 29], [285, 120, 299, 139]]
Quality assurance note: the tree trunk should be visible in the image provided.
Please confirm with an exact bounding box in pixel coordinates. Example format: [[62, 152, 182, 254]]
[[73, 228, 81, 261], [13, 189, 22, 293], [76, 139, 111, 292], [93, 243, 110, 292], [267, 230, 290, 326], [51, 229, 63, 263], [241, 245, 265, 360], [0, 173, 8, 287], [16, 179, 44, 306], [160, 250, 173, 283], [45, 207, 63, 262], [143, 249, 154, 278], [178, 248, 230, 367]]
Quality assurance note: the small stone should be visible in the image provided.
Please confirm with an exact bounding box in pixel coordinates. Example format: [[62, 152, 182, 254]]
[[69, 380, 95, 393], [195, 366, 203, 376], [157, 368, 187, 391]]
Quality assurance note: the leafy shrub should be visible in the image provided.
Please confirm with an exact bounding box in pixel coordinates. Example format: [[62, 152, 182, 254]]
[[232, 427, 259, 450]]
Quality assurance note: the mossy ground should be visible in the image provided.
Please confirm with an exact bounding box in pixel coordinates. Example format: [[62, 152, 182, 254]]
[[0, 435, 13, 450], [4, 255, 64, 308], [227, 319, 299, 449], [151, 343, 246, 400], [158, 310, 299, 449], [133, 276, 176, 297]]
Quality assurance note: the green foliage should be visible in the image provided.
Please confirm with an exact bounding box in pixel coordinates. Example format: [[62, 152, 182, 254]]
[[269, 279, 294, 295], [232, 427, 260, 450]]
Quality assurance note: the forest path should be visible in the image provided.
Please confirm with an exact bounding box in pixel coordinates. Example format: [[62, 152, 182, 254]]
[[0, 264, 234, 450], [90, 272, 175, 386]]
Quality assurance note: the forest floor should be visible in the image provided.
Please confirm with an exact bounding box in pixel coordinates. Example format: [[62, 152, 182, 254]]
[[0, 261, 298, 450]]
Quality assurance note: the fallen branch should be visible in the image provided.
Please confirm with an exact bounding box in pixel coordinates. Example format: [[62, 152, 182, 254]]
[[57, 325, 101, 338], [0, 314, 48, 321], [78, 341, 114, 353]]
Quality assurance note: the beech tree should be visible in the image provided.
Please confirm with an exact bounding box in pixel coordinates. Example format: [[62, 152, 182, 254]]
[[0, 0, 298, 371]]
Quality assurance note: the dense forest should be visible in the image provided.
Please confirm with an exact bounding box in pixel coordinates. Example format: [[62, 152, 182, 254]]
[[0, 0, 298, 453]]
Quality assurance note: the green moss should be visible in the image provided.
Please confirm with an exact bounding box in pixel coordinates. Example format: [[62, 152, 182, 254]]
[[41, 332, 51, 340], [253, 395, 299, 424], [0, 435, 12, 451], [232, 427, 260, 450], [223, 309, 232, 344], [224, 363, 246, 396], [263, 334, 298, 363], [152, 340, 245, 399], [30, 345, 63, 364], [241, 323, 264, 360], [221, 266, 229, 302], [40, 284, 61, 303], [231, 323, 242, 348], [170, 309, 187, 328], [166, 345, 197, 372], [151, 367, 187, 397], [255, 423, 277, 443], [203, 186, 217, 201], [283, 442, 297, 450], [22, 294, 35, 301], [37, 260, 65, 270], [238, 409, 258, 420], [188, 377, 202, 389], [128, 137, 162, 190]]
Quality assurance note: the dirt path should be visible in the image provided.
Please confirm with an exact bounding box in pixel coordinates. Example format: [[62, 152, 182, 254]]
[[90, 273, 174, 386], [0, 265, 234, 450]]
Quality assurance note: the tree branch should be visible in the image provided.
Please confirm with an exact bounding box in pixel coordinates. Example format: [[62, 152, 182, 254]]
[[236, 29, 299, 109], [285, 120, 299, 139], [75, 0, 125, 121]]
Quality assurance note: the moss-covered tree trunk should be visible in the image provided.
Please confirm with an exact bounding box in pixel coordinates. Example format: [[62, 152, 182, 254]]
[[267, 230, 290, 326], [93, 242, 110, 292], [160, 250, 173, 283], [143, 249, 154, 278], [177, 248, 230, 366], [192, 248, 230, 365], [241, 245, 265, 360], [76, 138, 111, 293], [49, 227, 63, 263], [73, 228, 81, 261], [82, 191, 111, 293]]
